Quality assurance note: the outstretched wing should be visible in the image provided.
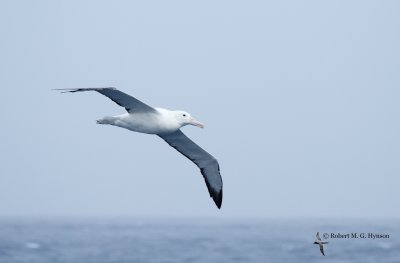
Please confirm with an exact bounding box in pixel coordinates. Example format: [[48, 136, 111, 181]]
[[316, 232, 321, 241], [319, 244, 325, 256], [158, 130, 223, 209], [56, 87, 156, 113]]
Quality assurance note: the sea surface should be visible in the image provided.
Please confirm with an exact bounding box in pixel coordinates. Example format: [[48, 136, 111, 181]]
[[0, 218, 398, 263]]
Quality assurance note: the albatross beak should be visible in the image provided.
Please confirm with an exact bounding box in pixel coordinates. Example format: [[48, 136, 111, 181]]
[[190, 118, 205, 128]]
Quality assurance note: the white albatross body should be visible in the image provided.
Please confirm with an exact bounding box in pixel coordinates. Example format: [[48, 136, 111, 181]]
[[98, 107, 203, 135], [56, 87, 222, 209]]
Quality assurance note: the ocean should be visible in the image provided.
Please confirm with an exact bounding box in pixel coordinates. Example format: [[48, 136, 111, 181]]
[[0, 218, 398, 263]]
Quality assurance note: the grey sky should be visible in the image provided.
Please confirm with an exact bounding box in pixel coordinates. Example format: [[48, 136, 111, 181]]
[[0, 1, 399, 218]]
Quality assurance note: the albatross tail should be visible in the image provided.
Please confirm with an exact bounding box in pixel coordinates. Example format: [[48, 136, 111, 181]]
[[96, 116, 117, 125]]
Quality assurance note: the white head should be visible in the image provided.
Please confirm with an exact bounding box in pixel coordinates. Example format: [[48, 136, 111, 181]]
[[174, 110, 204, 128]]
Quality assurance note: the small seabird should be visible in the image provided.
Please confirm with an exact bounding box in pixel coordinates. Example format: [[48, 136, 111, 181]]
[[314, 232, 328, 256], [56, 87, 223, 208]]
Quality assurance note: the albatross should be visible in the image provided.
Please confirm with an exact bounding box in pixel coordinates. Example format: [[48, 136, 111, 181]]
[[57, 87, 223, 209], [314, 232, 328, 256]]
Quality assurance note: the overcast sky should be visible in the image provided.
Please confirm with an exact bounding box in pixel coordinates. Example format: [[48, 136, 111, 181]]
[[0, 1, 399, 219]]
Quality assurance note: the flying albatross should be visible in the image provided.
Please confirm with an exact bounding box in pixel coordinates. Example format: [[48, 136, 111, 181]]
[[56, 87, 223, 208], [314, 232, 328, 256]]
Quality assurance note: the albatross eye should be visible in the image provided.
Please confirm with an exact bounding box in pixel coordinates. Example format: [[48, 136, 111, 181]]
[[182, 114, 186, 117]]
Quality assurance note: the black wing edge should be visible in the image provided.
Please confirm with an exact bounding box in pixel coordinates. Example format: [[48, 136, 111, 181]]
[[53, 87, 116, 93], [158, 132, 223, 209], [320, 245, 325, 256], [53, 87, 131, 111], [201, 167, 223, 209], [53, 87, 153, 113]]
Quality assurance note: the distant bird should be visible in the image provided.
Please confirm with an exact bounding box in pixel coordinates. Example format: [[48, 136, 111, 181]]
[[56, 87, 223, 209], [314, 232, 328, 256]]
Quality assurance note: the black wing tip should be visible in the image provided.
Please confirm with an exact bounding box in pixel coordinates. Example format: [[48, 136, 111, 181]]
[[214, 189, 223, 209], [202, 169, 223, 209], [53, 87, 116, 93], [52, 88, 75, 93]]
